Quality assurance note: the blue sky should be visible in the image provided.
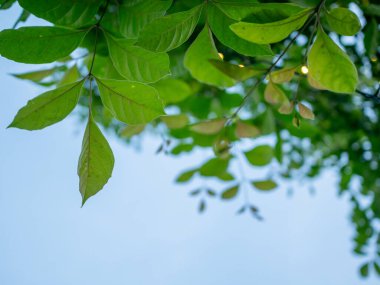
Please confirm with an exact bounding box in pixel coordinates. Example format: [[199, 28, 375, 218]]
[[0, 4, 379, 285]]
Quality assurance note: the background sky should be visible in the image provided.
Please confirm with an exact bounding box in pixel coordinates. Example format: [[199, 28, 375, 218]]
[[0, 4, 379, 285]]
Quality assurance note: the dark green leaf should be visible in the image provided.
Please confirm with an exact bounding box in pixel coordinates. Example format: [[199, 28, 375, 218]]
[[0, 27, 89, 63]]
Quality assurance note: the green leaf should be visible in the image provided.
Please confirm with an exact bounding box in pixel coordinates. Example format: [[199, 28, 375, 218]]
[[215, 2, 303, 22], [161, 114, 189, 129], [0, 27, 88, 63], [96, 78, 165, 125], [325, 8, 361, 36], [245, 145, 274, 166], [308, 27, 358, 94], [59, 65, 81, 86], [105, 33, 170, 83], [230, 8, 312, 44], [199, 157, 229, 177], [78, 116, 115, 205], [136, 4, 203, 52], [221, 185, 239, 200], [359, 263, 369, 278], [118, 0, 172, 38], [18, 0, 101, 27], [364, 18, 378, 58], [11, 66, 64, 83], [184, 25, 235, 87], [176, 168, 197, 183], [190, 118, 226, 135], [152, 78, 192, 103], [207, 3, 272, 57], [209, 60, 265, 81], [8, 80, 84, 130], [0, 0, 16, 10], [252, 180, 277, 191]]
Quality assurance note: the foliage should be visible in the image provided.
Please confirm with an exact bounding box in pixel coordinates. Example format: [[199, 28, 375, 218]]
[[1, 0, 380, 277]]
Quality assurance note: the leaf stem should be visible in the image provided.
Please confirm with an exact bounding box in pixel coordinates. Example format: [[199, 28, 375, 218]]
[[88, 0, 111, 76]]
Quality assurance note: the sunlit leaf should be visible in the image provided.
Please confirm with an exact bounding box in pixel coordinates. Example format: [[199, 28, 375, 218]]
[[298, 102, 315, 120], [184, 25, 235, 87], [230, 8, 312, 44], [209, 60, 265, 81], [308, 27, 358, 94]]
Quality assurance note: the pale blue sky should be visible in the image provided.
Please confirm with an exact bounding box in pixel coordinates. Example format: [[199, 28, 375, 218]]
[[0, 4, 378, 285]]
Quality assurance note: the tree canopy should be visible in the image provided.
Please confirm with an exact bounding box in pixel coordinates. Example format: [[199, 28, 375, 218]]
[[1, 0, 380, 277]]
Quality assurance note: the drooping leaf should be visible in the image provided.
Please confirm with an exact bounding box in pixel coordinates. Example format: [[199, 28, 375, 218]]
[[96, 78, 165, 125], [8, 80, 84, 130], [264, 81, 289, 105], [18, 0, 102, 27], [190, 118, 226, 135], [105, 33, 170, 83], [0, 27, 89, 64], [11, 66, 65, 83], [245, 145, 274, 166], [207, 3, 272, 57], [298, 102, 315, 120], [308, 27, 358, 94], [270, 67, 296, 83], [118, 0, 172, 38], [252, 180, 278, 191], [325, 8, 361, 36], [136, 4, 203, 52], [235, 121, 260, 138], [209, 60, 265, 81], [78, 116, 115, 205], [152, 78, 192, 103], [230, 8, 312, 44], [184, 25, 235, 87], [221, 185, 239, 200]]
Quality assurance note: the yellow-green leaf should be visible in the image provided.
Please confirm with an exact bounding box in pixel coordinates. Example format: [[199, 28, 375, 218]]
[[184, 25, 235, 87], [230, 8, 312, 44], [308, 27, 358, 94], [190, 118, 226, 135], [252, 180, 277, 191]]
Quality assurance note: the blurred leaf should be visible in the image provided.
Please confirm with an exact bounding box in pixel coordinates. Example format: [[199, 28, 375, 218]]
[[190, 118, 226, 135], [209, 60, 265, 81], [236, 121, 260, 138], [221, 185, 239, 200], [245, 145, 274, 166], [176, 169, 197, 183], [252, 179, 278, 191], [325, 8, 361, 36], [161, 114, 189, 129]]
